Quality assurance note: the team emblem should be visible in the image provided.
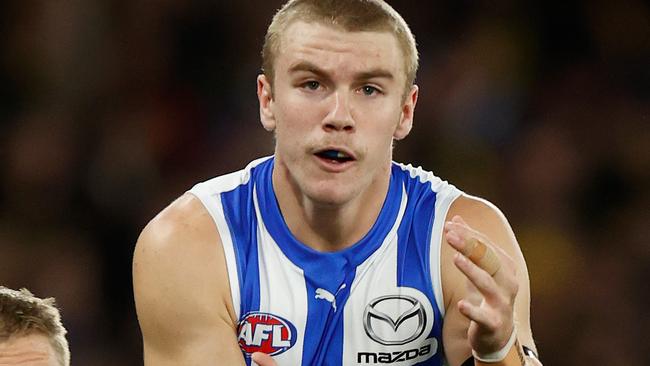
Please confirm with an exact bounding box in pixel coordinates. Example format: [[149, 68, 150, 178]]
[[237, 312, 297, 357], [363, 295, 427, 346]]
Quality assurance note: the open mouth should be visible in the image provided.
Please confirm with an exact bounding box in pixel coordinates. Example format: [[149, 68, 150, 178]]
[[315, 149, 355, 163]]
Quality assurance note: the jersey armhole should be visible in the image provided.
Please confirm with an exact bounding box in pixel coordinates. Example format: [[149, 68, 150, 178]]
[[188, 186, 242, 320], [430, 190, 461, 318]]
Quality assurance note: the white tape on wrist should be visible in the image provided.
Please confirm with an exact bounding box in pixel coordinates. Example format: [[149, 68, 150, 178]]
[[472, 328, 517, 363]]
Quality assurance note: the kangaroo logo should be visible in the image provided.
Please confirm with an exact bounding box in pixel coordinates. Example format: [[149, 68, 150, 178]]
[[314, 283, 347, 312]]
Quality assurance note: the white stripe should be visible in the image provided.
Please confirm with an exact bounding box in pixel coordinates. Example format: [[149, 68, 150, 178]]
[[341, 185, 409, 365], [187, 156, 273, 319], [253, 185, 307, 365], [188, 185, 242, 319], [348, 184, 408, 294], [394, 162, 462, 317]]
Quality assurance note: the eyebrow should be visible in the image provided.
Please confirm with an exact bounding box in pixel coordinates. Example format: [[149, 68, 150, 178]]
[[288, 61, 395, 81]]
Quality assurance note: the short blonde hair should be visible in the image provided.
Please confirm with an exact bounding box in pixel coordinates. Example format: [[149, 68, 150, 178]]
[[262, 0, 419, 95], [0, 287, 70, 366]]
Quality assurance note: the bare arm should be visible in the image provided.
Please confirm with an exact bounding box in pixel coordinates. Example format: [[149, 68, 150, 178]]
[[133, 194, 246, 365], [441, 195, 542, 366]]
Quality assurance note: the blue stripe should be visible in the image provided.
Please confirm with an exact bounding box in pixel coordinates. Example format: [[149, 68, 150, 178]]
[[396, 169, 445, 366], [253, 159, 405, 365], [220, 166, 262, 364], [304, 265, 356, 366]]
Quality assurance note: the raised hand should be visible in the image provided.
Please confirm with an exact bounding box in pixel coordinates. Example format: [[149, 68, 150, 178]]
[[444, 215, 519, 357]]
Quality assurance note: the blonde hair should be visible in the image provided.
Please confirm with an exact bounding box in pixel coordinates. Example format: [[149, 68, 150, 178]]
[[262, 0, 419, 95], [0, 287, 70, 366]]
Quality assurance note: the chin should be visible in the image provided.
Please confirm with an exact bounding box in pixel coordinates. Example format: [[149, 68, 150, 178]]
[[304, 182, 356, 207]]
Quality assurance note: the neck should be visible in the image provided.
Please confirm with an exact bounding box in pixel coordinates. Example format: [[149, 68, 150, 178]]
[[272, 164, 391, 252]]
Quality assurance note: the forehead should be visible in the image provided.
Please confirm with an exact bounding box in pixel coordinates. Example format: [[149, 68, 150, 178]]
[[276, 21, 405, 79], [0, 333, 57, 366]]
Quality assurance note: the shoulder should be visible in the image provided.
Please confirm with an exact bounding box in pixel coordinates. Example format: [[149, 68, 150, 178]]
[[449, 194, 503, 221], [133, 193, 237, 353], [441, 193, 528, 310], [134, 194, 225, 289], [447, 194, 518, 254], [137, 193, 213, 246]]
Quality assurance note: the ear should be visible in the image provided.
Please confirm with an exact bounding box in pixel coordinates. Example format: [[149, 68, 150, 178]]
[[257, 74, 276, 131], [393, 85, 418, 140]]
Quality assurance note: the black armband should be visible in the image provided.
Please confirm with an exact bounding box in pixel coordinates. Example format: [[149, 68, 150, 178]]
[[522, 345, 539, 361], [461, 357, 474, 366]]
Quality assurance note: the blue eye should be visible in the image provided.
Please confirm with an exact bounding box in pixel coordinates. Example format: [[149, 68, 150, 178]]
[[304, 81, 320, 90], [362, 85, 379, 96]]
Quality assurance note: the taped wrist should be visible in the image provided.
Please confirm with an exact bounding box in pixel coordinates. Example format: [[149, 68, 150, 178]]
[[461, 343, 539, 366], [471, 328, 517, 363]]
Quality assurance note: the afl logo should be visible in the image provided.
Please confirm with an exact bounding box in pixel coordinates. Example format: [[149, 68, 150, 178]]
[[237, 312, 297, 357]]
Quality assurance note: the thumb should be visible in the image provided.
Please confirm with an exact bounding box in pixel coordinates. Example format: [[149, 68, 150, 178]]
[[251, 352, 277, 366]]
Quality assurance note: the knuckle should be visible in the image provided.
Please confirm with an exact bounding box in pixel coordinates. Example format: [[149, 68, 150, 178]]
[[510, 263, 518, 276], [490, 315, 503, 330], [478, 273, 494, 290], [498, 248, 513, 263], [511, 280, 520, 294], [497, 293, 511, 308], [495, 289, 505, 301]]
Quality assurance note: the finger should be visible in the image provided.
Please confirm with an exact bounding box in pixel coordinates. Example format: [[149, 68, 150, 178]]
[[445, 217, 485, 251], [465, 280, 483, 307], [457, 298, 495, 328], [446, 224, 501, 277], [447, 216, 492, 248], [449, 216, 516, 271], [454, 252, 499, 299], [451, 214, 466, 225], [464, 237, 501, 276], [446, 216, 489, 248], [252, 352, 277, 366]]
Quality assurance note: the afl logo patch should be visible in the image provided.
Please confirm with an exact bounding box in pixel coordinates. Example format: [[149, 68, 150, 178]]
[[237, 312, 297, 357]]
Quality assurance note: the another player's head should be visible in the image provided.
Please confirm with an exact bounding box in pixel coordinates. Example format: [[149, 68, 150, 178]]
[[257, 0, 420, 206], [262, 0, 418, 98], [0, 287, 70, 366]]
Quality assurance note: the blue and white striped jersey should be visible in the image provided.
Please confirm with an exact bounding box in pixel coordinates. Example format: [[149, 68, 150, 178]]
[[189, 157, 461, 366]]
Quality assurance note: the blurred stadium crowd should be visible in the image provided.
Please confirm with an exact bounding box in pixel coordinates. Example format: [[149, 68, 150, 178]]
[[0, 1, 648, 365]]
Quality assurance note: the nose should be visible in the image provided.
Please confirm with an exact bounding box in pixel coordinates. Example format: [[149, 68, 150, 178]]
[[322, 91, 355, 132]]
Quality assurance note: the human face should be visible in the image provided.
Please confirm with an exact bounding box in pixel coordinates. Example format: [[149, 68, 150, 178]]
[[258, 21, 418, 206], [0, 333, 59, 366]]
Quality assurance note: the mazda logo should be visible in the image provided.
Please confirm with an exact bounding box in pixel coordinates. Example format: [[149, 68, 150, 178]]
[[363, 295, 427, 346]]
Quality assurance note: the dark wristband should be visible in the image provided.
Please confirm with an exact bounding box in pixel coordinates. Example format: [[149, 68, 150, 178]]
[[522, 346, 539, 360], [461, 357, 474, 366]]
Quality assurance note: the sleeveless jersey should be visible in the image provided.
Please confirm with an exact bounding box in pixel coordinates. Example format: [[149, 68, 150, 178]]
[[189, 157, 462, 366]]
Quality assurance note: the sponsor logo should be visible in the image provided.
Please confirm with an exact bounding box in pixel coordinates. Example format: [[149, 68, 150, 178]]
[[363, 295, 426, 346], [357, 344, 433, 364], [237, 312, 296, 357], [314, 283, 347, 312]]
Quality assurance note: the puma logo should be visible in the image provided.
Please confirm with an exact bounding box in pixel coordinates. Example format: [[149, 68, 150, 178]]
[[314, 283, 347, 312]]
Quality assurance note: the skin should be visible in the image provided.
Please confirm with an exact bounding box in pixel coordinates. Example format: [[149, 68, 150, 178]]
[[258, 21, 417, 251], [441, 199, 543, 366], [134, 20, 542, 366], [0, 333, 59, 366]]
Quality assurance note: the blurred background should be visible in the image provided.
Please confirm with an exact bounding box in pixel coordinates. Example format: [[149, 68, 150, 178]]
[[0, 0, 648, 364]]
